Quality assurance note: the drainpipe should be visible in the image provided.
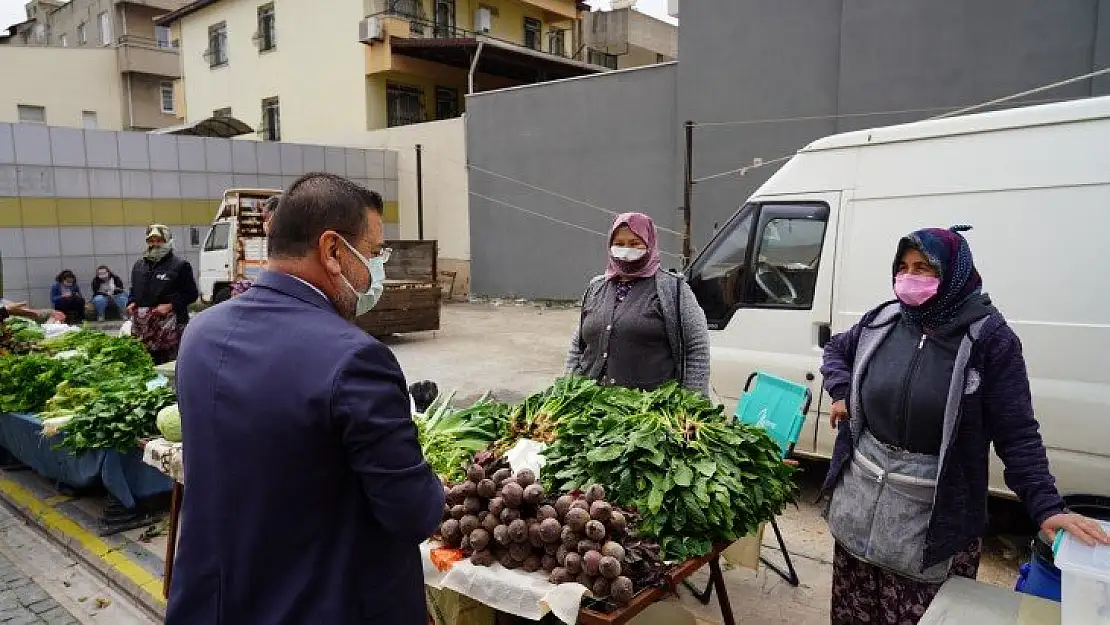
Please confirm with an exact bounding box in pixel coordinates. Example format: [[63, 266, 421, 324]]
[[468, 40, 484, 94]]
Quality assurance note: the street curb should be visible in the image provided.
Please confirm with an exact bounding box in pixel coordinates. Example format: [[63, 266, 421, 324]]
[[0, 476, 166, 622]]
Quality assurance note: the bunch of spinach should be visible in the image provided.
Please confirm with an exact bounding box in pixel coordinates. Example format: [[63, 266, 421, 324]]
[[493, 376, 600, 452], [415, 392, 512, 482], [0, 353, 75, 414], [57, 383, 176, 454], [542, 379, 798, 562], [0, 318, 44, 356]]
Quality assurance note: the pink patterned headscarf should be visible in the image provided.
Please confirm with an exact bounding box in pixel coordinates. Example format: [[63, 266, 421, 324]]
[[604, 212, 661, 280]]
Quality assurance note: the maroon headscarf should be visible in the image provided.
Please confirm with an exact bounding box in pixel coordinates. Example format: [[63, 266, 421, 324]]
[[605, 212, 661, 280]]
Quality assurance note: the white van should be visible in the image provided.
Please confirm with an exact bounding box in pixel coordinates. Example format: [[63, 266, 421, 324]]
[[687, 96, 1110, 498], [197, 188, 281, 303]]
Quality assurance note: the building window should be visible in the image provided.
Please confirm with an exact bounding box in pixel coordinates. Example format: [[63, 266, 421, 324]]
[[434, 0, 456, 38], [155, 25, 173, 48], [434, 86, 460, 120], [77, 23, 86, 45], [59, 33, 68, 47], [189, 227, 203, 248], [548, 28, 565, 56], [98, 11, 112, 46], [256, 3, 276, 52], [588, 48, 618, 70], [386, 83, 424, 127], [160, 82, 176, 114], [207, 22, 228, 67], [260, 96, 281, 141], [17, 105, 46, 124], [82, 111, 98, 129], [213, 107, 232, 118], [523, 17, 541, 50]]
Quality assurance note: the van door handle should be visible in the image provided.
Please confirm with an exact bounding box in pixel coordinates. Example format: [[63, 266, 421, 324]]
[[817, 323, 831, 348]]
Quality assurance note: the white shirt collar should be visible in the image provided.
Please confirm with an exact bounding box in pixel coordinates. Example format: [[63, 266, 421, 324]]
[[285, 274, 329, 302]]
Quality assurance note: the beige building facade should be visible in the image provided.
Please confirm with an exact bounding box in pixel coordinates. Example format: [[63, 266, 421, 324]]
[[582, 7, 677, 70], [0, 47, 125, 130], [1, 0, 188, 131], [158, 0, 604, 140]]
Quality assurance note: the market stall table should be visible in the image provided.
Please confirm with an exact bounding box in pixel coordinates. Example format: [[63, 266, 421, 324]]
[[920, 577, 1060, 625], [423, 540, 736, 625], [0, 412, 173, 519], [142, 437, 184, 598]]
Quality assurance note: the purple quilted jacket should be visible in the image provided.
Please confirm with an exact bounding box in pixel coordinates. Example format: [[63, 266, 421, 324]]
[[820, 302, 1065, 568]]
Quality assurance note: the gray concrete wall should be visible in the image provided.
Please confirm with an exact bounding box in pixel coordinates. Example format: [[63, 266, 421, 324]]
[[678, 0, 1110, 247], [0, 123, 398, 308], [466, 63, 680, 300], [466, 0, 1110, 299]]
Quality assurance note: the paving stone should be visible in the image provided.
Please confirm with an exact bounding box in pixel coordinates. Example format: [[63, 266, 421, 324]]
[[25, 599, 55, 615], [37, 606, 76, 625]]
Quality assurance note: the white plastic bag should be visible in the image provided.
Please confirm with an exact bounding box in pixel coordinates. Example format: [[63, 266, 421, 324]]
[[119, 320, 133, 336], [41, 322, 79, 339], [505, 439, 548, 480]]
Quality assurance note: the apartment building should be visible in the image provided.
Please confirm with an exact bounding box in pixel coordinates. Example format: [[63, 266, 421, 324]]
[[156, 0, 604, 141], [0, 0, 188, 131], [582, 7, 676, 70]]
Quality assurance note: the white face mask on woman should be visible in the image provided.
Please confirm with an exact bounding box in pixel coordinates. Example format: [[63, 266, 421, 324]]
[[610, 246, 647, 262]]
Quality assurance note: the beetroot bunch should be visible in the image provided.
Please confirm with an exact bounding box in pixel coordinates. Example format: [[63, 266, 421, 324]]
[[437, 466, 636, 605]]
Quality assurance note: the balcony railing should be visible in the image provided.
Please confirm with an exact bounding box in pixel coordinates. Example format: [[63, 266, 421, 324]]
[[116, 34, 181, 78], [366, 2, 578, 60]]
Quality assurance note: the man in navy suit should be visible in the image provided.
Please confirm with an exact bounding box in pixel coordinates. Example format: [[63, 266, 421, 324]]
[[167, 173, 444, 625]]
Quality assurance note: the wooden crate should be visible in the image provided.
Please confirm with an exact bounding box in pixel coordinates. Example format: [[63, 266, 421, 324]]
[[355, 281, 441, 335]]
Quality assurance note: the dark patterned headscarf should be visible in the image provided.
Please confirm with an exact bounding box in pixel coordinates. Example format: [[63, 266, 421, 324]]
[[230, 280, 253, 297], [893, 225, 982, 328]]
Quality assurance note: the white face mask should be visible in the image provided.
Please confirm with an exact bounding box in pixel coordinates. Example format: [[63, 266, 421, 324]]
[[610, 246, 647, 262]]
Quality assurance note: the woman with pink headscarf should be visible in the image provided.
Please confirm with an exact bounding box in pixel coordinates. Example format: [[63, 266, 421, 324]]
[[565, 212, 710, 394]]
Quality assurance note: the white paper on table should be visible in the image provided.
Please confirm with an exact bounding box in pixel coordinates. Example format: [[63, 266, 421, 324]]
[[42, 323, 79, 339], [505, 439, 548, 480], [421, 542, 587, 624]]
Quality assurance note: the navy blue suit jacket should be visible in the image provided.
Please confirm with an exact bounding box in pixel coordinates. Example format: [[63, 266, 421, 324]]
[[166, 271, 444, 625]]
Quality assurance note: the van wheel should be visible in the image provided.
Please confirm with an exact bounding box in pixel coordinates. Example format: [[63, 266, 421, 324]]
[[212, 286, 231, 304]]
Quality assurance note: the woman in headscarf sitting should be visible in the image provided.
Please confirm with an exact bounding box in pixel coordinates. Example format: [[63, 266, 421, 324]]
[[565, 212, 710, 394], [820, 226, 1109, 625]]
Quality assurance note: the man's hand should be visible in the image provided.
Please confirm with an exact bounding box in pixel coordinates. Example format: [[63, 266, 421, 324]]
[[829, 400, 849, 429], [1042, 512, 1110, 547], [49, 311, 66, 323], [154, 303, 174, 317], [3, 301, 29, 315]]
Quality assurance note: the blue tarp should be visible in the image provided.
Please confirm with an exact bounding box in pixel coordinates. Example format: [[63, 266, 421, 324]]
[[0, 412, 172, 508]]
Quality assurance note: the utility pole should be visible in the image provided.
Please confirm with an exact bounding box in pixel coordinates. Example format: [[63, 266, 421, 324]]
[[682, 120, 695, 267], [415, 144, 425, 240]]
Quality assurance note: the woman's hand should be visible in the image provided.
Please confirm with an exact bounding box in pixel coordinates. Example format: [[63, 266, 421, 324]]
[[49, 311, 66, 323], [829, 400, 849, 429], [1041, 512, 1110, 547], [154, 303, 174, 317]]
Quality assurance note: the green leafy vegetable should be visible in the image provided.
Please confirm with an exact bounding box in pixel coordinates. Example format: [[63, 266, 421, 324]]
[[58, 384, 176, 454], [541, 378, 798, 562], [415, 392, 511, 482]]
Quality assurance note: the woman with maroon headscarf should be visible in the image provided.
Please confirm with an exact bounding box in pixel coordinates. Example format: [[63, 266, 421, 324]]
[[565, 212, 710, 394]]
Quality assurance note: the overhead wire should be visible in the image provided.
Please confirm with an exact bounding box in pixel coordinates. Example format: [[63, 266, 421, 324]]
[[689, 67, 1110, 184]]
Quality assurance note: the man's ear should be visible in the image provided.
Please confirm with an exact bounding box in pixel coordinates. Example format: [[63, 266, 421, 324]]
[[318, 232, 343, 276]]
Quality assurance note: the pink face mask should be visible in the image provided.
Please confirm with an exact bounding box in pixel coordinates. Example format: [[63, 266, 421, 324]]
[[894, 273, 939, 307]]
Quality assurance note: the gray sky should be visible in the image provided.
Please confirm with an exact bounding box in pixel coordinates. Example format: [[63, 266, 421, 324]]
[[1, 0, 675, 32]]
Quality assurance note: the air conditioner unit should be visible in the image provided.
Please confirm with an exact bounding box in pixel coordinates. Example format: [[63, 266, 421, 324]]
[[475, 7, 492, 33], [359, 16, 384, 43]]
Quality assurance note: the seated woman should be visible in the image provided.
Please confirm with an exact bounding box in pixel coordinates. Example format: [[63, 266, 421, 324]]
[[91, 265, 130, 321], [50, 270, 86, 324]]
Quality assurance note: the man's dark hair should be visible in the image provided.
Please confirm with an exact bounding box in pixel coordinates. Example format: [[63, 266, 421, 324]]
[[267, 173, 383, 259]]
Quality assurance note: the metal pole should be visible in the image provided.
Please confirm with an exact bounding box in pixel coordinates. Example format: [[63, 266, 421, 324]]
[[416, 144, 425, 240], [682, 120, 694, 266]]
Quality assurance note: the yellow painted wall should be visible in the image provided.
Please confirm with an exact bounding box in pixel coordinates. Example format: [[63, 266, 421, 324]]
[[177, 0, 368, 142], [0, 47, 124, 130]]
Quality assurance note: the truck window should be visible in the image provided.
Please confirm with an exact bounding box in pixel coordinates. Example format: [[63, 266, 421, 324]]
[[687, 202, 829, 328], [204, 222, 231, 251]]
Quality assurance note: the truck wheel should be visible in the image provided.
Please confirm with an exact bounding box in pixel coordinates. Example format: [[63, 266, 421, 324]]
[[212, 286, 231, 305]]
